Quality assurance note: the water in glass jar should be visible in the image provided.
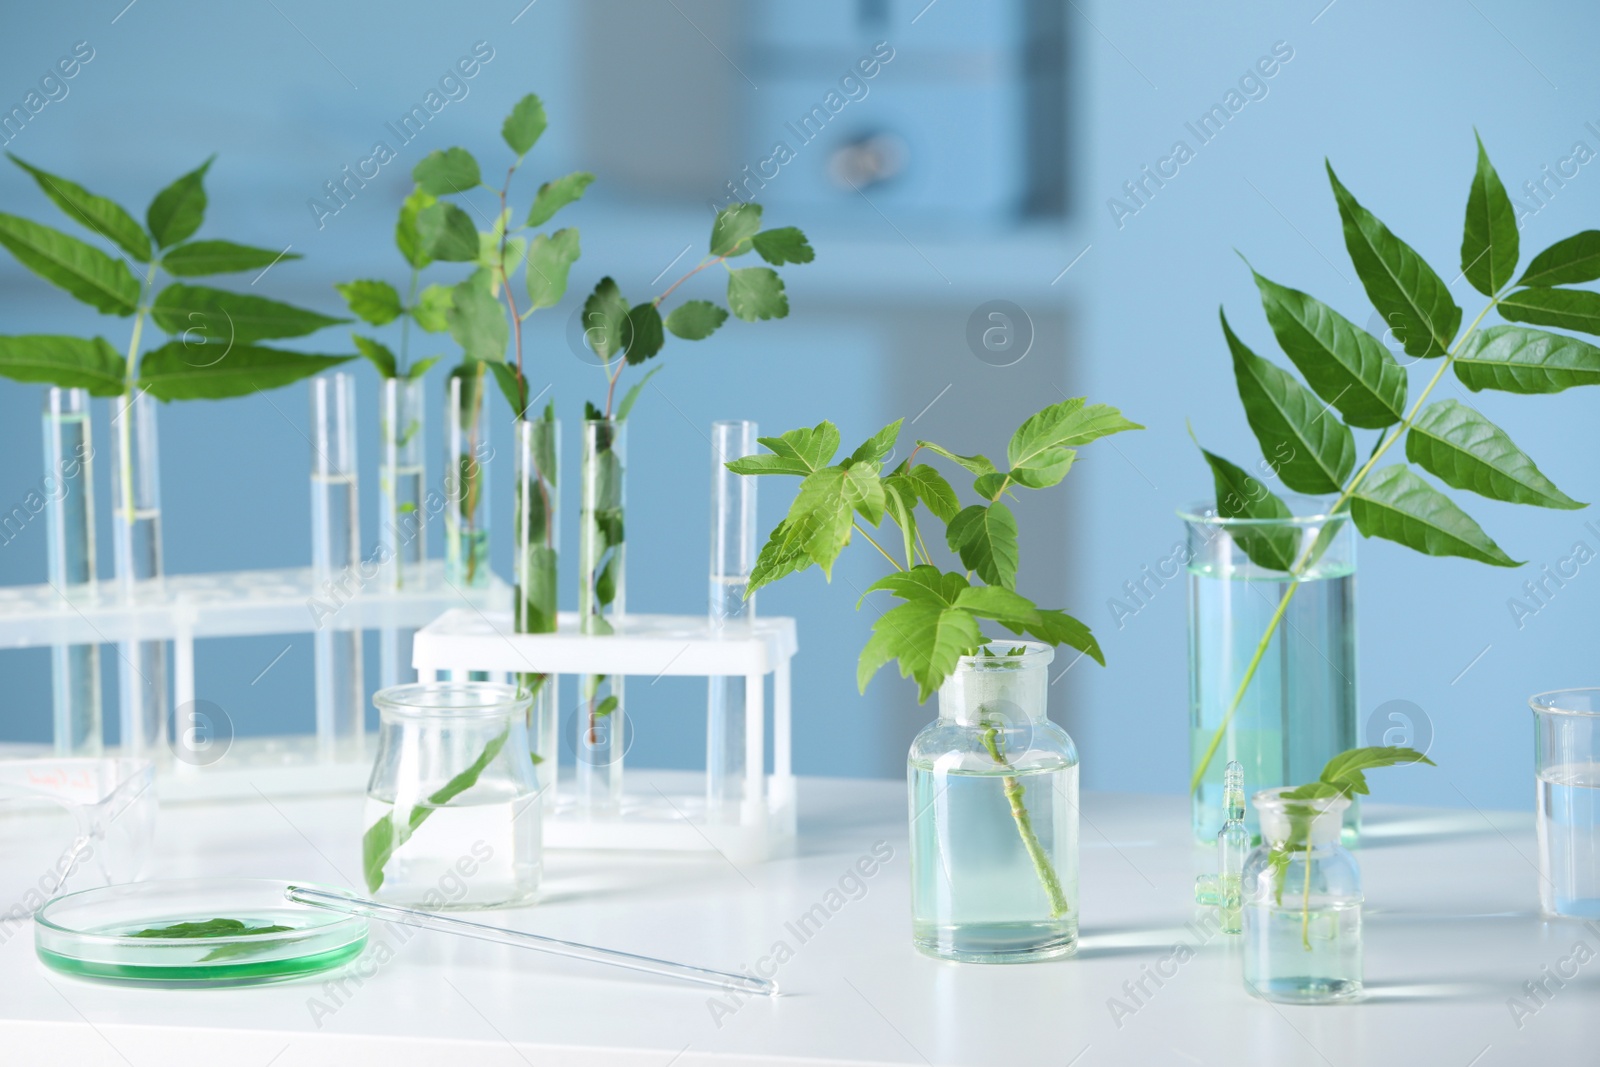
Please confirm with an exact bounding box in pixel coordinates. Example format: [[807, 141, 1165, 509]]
[[1244, 900, 1362, 1003], [364, 785, 540, 909], [1538, 762, 1600, 918]]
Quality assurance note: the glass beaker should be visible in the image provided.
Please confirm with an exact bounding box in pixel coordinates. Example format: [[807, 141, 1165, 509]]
[[1531, 688, 1600, 919], [1242, 788, 1362, 1003], [363, 683, 541, 909], [908, 642, 1079, 963]]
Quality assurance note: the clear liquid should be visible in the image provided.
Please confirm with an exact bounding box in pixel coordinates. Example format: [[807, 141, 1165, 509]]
[[363, 788, 540, 908], [1190, 563, 1357, 841], [1538, 763, 1600, 918], [381, 464, 426, 572], [707, 576, 750, 819], [909, 761, 1078, 962], [45, 410, 101, 756], [311, 472, 358, 573], [1244, 901, 1362, 1003]]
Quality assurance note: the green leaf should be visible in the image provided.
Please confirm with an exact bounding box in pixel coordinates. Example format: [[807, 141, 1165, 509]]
[[946, 503, 1020, 589], [1517, 231, 1600, 288], [0, 335, 126, 396], [864, 565, 968, 605], [1328, 162, 1460, 357], [138, 341, 354, 401], [858, 597, 983, 701], [487, 360, 529, 418], [582, 277, 630, 362], [335, 279, 403, 326], [1349, 464, 1519, 567], [151, 284, 346, 344], [781, 464, 885, 575], [413, 147, 481, 196], [8, 154, 150, 262], [146, 157, 212, 249], [1461, 133, 1519, 297], [406, 355, 441, 381], [524, 228, 581, 311], [0, 213, 139, 315], [1498, 287, 1600, 336], [916, 441, 998, 480], [1309, 745, 1435, 798], [1007, 396, 1142, 489], [1196, 444, 1300, 572], [412, 283, 453, 333], [616, 364, 663, 421], [883, 474, 919, 566], [711, 202, 762, 256], [162, 240, 294, 277], [396, 187, 436, 270], [623, 302, 664, 365], [1455, 325, 1600, 394], [849, 419, 903, 466], [526, 171, 595, 227], [727, 266, 788, 321], [417, 202, 479, 262], [1406, 399, 1583, 510], [1250, 270, 1407, 428], [900, 464, 960, 523], [752, 227, 814, 265], [973, 472, 1010, 500], [447, 273, 509, 363], [1223, 309, 1354, 494], [502, 94, 548, 156], [748, 518, 814, 593], [727, 422, 840, 476], [1024, 608, 1105, 666], [352, 334, 397, 378], [665, 300, 728, 340]]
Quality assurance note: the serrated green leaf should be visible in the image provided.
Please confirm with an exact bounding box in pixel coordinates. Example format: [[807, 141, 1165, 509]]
[[582, 277, 630, 362], [352, 335, 397, 378], [883, 474, 919, 566], [1517, 230, 1600, 288], [162, 240, 294, 277], [526, 171, 594, 227], [447, 273, 508, 363], [752, 226, 814, 265], [849, 419, 903, 466], [727, 422, 840, 476], [1328, 162, 1460, 357], [487, 360, 529, 418], [1223, 309, 1354, 494], [857, 598, 983, 701], [973, 472, 1011, 499], [1406, 399, 1582, 510], [901, 464, 960, 523], [502, 94, 548, 156], [1291, 745, 1435, 800], [946, 502, 1020, 589], [917, 441, 998, 479], [396, 187, 436, 270], [524, 228, 581, 311], [146, 157, 212, 249], [727, 266, 788, 321], [781, 464, 884, 575], [616, 364, 663, 422], [1007, 396, 1142, 488], [1024, 608, 1105, 666], [1461, 133, 1519, 298], [1197, 444, 1300, 571], [1498, 287, 1600, 336], [151, 284, 345, 344], [711, 202, 762, 256], [748, 518, 813, 593], [8, 154, 150, 262], [413, 147, 481, 196], [0, 334, 126, 396], [335, 279, 403, 326], [0, 213, 140, 315], [623, 302, 664, 365], [665, 300, 728, 340], [1350, 464, 1519, 566], [417, 201, 479, 262], [138, 341, 353, 401], [412, 283, 453, 333], [1251, 270, 1406, 428], [864, 565, 967, 606], [1455, 325, 1600, 394]]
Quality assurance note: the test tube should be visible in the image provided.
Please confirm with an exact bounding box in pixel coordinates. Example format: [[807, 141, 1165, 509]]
[[311, 373, 364, 761], [44, 388, 102, 755], [109, 390, 167, 759], [706, 420, 758, 822], [444, 367, 491, 589], [513, 413, 561, 794], [378, 376, 425, 687]]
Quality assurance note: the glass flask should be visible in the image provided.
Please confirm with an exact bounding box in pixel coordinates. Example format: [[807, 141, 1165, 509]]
[[908, 642, 1079, 963], [364, 683, 540, 909], [1530, 688, 1600, 918], [1242, 788, 1362, 1003], [1183, 500, 1358, 843], [577, 417, 626, 811]]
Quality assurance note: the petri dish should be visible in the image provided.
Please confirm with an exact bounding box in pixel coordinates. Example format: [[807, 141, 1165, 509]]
[[35, 878, 368, 986]]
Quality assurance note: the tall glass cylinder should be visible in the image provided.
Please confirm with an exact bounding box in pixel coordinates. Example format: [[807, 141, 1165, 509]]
[[444, 366, 491, 589], [1183, 502, 1357, 843], [577, 418, 625, 810], [379, 376, 425, 688], [707, 420, 757, 821], [108, 390, 166, 759], [311, 373, 364, 761], [44, 388, 102, 756], [513, 414, 560, 795], [1530, 688, 1600, 918]]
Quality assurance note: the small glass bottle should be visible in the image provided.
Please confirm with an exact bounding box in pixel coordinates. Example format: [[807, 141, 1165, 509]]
[[1242, 788, 1363, 1003], [364, 682, 541, 909], [908, 642, 1079, 963]]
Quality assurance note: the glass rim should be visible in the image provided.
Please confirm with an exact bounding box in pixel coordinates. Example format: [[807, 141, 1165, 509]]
[[956, 639, 1056, 668], [1251, 786, 1352, 814], [1177, 499, 1347, 528], [1529, 687, 1600, 717], [374, 681, 530, 718]]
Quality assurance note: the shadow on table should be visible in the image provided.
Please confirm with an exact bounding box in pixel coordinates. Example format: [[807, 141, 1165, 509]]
[[1359, 980, 1510, 1004], [1356, 811, 1517, 850]]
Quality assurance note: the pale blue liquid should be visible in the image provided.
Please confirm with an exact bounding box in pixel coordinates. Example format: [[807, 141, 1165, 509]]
[[1538, 764, 1600, 918], [707, 576, 750, 817], [1244, 900, 1362, 1003]]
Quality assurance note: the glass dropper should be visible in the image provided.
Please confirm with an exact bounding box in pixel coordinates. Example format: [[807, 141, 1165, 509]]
[[285, 884, 777, 996]]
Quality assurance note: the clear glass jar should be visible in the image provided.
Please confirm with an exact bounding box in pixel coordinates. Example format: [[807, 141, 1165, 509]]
[[1242, 788, 1362, 1003], [908, 642, 1079, 963], [363, 683, 540, 909]]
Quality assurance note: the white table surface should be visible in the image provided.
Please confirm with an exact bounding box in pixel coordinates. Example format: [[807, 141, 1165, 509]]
[[0, 774, 1591, 1066]]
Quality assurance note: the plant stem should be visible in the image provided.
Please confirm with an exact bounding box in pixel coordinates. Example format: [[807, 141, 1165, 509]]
[[853, 523, 902, 571], [117, 263, 158, 538], [1189, 295, 1502, 795], [1300, 842, 1313, 950], [982, 725, 1069, 917], [400, 268, 418, 375]]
